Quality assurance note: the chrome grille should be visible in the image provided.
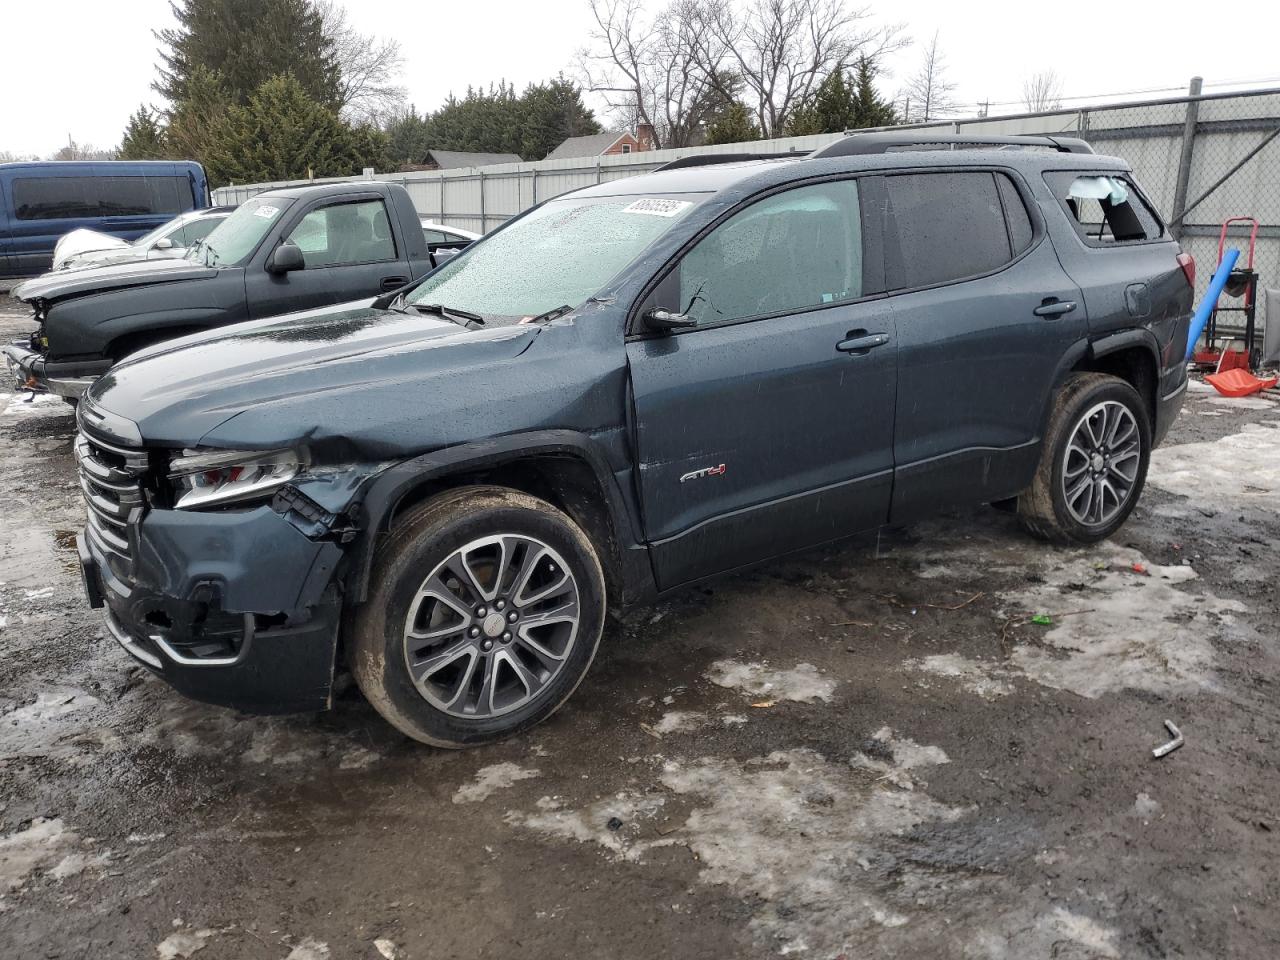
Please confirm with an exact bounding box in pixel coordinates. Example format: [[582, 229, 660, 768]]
[[74, 421, 148, 576]]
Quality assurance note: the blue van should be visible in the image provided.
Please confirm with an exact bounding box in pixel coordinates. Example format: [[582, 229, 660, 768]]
[[0, 160, 210, 283]]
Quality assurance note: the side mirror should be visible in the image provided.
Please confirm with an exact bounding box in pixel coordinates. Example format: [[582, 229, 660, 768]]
[[643, 307, 697, 332], [153, 237, 175, 250], [267, 241, 305, 275]]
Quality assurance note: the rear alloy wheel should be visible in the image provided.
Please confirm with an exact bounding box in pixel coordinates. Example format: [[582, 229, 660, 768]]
[[1017, 373, 1151, 544], [351, 487, 605, 747]]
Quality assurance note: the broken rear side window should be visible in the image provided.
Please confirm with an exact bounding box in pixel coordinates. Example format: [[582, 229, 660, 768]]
[[1047, 172, 1163, 244]]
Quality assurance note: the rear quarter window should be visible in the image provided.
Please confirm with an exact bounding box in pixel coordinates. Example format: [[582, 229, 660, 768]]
[[1045, 171, 1163, 244]]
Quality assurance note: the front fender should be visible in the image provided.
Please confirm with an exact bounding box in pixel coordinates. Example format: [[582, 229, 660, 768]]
[[344, 429, 652, 606]]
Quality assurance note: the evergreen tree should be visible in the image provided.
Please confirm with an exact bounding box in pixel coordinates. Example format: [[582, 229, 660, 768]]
[[383, 105, 433, 167], [165, 65, 233, 162], [850, 56, 896, 128], [203, 74, 385, 185], [155, 0, 341, 108], [518, 76, 601, 160], [705, 102, 760, 145], [118, 106, 169, 159]]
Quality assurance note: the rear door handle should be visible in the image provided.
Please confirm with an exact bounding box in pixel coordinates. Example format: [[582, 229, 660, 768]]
[[836, 331, 890, 354], [1034, 298, 1077, 318], [380, 275, 409, 291]]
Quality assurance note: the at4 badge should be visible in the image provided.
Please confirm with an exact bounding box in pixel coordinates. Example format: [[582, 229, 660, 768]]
[[679, 463, 727, 483]]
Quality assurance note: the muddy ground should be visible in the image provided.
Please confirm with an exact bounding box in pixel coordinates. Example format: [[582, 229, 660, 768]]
[[1, 299, 1278, 960]]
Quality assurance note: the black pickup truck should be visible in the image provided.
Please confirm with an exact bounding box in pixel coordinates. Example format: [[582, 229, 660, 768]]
[[3, 181, 444, 398]]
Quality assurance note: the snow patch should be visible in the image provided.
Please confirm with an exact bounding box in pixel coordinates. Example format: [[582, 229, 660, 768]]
[[1149, 421, 1280, 504], [652, 710, 703, 734], [1133, 792, 1161, 818], [284, 939, 331, 960], [156, 929, 214, 959], [908, 654, 1014, 699], [705, 660, 837, 703], [452, 762, 540, 803], [0, 818, 78, 892], [1005, 544, 1245, 698], [507, 790, 670, 861]]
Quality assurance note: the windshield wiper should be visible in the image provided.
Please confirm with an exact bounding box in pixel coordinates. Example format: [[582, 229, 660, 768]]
[[529, 304, 573, 324], [411, 302, 484, 325]]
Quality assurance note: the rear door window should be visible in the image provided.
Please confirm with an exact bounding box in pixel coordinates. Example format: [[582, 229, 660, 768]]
[[884, 172, 1012, 289], [674, 179, 864, 326], [1046, 172, 1163, 243]]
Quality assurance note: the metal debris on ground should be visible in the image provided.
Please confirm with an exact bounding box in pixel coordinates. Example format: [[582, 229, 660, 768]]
[[1152, 720, 1185, 758]]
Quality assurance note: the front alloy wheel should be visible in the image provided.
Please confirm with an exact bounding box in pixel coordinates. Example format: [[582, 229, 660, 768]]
[[352, 486, 606, 748], [404, 534, 581, 719]]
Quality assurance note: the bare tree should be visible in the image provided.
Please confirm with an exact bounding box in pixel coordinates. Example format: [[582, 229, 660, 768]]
[[49, 140, 117, 161], [698, 0, 904, 138], [580, 0, 902, 144], [579, 0, 729, 148], [314, 0, 406, 124], [900, 31, 958, 122], [1021, 70, 1064, 113]]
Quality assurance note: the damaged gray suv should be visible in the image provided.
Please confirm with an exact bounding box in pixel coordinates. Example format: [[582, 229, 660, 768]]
[[74, 133, 1194, 747]]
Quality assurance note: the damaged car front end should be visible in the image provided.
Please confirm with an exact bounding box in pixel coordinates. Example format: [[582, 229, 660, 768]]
[[3, 298, 100, 398], [75, 396, 380, 712]]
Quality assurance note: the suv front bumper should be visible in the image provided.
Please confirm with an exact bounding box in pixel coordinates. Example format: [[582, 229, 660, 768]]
[[79, 502, 347, 714], [3, 341, 105, 398]]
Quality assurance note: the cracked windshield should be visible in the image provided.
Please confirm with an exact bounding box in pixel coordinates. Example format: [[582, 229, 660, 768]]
[[406, 194, 703, 321]]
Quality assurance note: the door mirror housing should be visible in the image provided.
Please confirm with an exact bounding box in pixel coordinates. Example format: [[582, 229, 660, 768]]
[[267, 241, 305, 275], [153, 237, 175, 250], [643, 307, 697, 332]]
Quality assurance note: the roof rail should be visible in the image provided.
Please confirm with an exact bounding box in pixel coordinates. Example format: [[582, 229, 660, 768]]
[[651, 152, 802, 172], [809, 132, 1094, 159]]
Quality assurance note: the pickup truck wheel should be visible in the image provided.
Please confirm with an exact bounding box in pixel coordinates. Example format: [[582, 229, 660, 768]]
[[1017, 373, 1151, 545], [351, 486, 606, 748]]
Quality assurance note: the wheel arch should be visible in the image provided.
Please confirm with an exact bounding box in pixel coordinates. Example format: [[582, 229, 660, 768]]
[[346, 431, 654, 609], [1072, 331, 1160, 426]]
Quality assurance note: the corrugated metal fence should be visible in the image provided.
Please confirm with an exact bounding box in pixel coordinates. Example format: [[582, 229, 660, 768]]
[[215, 86, 1280, 329]]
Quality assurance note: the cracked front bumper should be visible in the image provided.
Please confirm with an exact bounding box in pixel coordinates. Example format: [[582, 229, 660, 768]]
[[79, 503, 347, 714], [3, 341, 102, 398]]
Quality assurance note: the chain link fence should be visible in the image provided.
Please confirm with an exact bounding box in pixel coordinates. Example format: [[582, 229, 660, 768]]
[[215, 86, 1280, 348]]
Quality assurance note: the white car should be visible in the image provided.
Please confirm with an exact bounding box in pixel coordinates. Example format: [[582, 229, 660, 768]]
[[52, 207, 235, 271], [419, 219, 480, 246]]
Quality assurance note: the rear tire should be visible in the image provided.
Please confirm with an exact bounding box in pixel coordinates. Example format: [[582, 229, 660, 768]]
[[350, 486, 606, 748], [1017, 373, 1151, 544]]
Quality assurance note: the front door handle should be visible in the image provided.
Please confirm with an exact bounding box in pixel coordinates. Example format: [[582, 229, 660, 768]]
[[1033, 298, 1077, 318], [380, 275, 409, 292], [836, 331, 891, 354]]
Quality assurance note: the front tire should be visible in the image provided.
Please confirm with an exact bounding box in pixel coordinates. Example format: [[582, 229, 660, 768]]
[[1017, 373, 1151, 544], [351, 486, 606, 748]]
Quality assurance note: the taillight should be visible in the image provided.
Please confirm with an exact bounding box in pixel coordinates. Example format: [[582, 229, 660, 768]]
[[1176, 251, 1196, 288]]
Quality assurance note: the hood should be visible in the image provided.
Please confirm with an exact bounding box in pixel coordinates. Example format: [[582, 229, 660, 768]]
[[88, 299, 542, 448], [14, 256, 217, 303], [57, 245, 150, 272], [51, 229, 129, 268]]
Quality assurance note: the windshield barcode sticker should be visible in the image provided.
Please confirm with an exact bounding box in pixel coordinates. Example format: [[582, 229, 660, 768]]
[[622, 198, 692, 218], [254, 205, 280, 219]]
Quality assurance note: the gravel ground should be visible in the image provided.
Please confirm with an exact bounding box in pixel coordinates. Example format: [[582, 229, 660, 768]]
[[1, 298, 1279, 959]]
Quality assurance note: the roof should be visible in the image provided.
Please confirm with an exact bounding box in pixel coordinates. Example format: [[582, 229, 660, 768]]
[[544, 131, 629, 161], [568, 147, 1126, 200], [423, 150, 522, 169]]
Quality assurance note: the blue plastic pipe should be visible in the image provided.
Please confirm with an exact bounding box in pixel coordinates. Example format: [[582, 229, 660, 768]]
[[1184, 247, 1240, 362]]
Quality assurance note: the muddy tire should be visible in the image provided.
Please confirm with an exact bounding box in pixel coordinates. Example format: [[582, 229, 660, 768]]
[[1017, 373, 1151, 545], [350, 486, 606, 748]]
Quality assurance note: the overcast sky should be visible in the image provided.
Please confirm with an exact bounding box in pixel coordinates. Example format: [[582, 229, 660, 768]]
[[2, 0, 1277, 157]]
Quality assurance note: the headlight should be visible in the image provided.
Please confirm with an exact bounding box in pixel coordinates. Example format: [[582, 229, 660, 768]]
[[168, 448, 306, 509]]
